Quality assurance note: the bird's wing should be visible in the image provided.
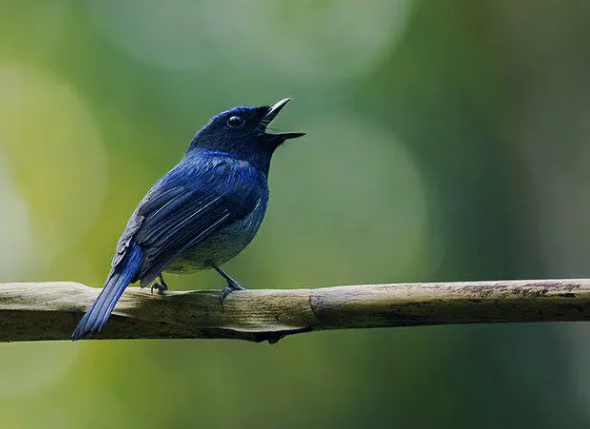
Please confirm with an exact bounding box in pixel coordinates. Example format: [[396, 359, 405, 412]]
[[111, 178, 258, 287], [110, 185, 187, 271]]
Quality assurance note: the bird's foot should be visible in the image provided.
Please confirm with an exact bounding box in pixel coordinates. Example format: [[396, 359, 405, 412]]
[[151, 283, 167, 295], [151, 274, 169, 295], [220, 280, 245, 305], [211, 263, 245, 305]]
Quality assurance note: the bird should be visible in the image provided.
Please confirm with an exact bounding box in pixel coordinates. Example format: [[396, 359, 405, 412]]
[[72, 98, 305, 340]]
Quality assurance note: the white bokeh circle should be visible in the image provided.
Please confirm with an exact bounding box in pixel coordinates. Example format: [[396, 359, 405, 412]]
[[86, 0, 413, 80], [267, 111, 429, 282]]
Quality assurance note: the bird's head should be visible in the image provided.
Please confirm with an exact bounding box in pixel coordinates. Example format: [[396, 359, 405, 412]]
[[189, 98, 305, 173]]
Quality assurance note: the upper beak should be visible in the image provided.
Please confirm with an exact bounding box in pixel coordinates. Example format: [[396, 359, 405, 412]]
[[261, 98, 306, 140]]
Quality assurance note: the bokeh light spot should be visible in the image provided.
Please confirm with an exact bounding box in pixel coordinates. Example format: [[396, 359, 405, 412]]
[[86, 0, 413, 81], [0, 342, 79, 397], [265, 112, 429, 285], [0, 63, 108, 266], [0, 150, 36, 278]]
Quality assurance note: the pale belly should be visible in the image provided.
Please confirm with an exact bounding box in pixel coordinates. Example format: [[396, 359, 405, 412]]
[[164, 200, 266, 274]]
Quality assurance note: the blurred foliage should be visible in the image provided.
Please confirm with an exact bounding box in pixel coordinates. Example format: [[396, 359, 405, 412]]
[[1, 0, 590, 428]]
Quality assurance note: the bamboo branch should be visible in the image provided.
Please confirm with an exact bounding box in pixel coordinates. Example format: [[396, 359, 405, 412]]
[[1, 279, 589, 343]]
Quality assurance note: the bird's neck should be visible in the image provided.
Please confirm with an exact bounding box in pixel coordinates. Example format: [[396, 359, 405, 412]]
[[189, 148, 273, 176], [199, 149, 241, 159]]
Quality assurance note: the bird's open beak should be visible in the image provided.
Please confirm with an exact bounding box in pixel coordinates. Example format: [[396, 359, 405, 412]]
[[261, 98, 306, 140]]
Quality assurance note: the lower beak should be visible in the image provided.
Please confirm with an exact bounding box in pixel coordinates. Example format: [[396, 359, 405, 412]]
[[262, 98, 306, 140]]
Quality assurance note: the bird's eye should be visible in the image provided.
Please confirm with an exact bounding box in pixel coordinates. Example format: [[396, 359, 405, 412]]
[[227, 115, 245, 128]]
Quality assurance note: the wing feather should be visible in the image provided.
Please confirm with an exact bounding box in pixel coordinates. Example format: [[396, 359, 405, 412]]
[[129, 185, 254, 286]]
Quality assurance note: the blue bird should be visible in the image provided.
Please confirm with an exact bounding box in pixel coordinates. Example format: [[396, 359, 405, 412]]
[[72, 98, 304, 340]]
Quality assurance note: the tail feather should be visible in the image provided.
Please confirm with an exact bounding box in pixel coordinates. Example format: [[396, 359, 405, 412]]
[[72, 244, 143, 341]]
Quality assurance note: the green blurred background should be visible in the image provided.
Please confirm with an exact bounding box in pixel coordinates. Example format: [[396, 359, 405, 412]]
[[2, 0, 590, 428]]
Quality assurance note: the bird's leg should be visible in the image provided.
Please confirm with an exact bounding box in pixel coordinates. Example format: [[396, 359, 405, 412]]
[[151, 273, 169, 295], [211, 263, 245, 304]]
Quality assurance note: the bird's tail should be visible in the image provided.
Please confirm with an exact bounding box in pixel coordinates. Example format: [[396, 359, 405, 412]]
[[72, 243, 143, 341]]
